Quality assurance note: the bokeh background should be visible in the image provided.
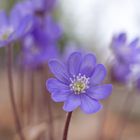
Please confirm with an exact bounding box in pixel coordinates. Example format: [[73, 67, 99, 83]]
[[0, 0, 140, 140]]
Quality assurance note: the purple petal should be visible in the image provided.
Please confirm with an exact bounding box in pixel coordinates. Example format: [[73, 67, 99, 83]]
[[9, 15, 33, 41], [0, 10, 8, 27], [90, 64, 107, 85], [46, 78, 70, 102], [80, 53, 96, 77], [0, 40, 8, 48], [46, 78, 69, 93], [117, 33, 127, 43], [87, 84, 112, 100], [45, 16, 62, 40], [63, 94, 81, 112], [49, 59, 69, 83], [129, 38, 139, 48], [80, 94, 102, 114], [111, 62, 130, 83], [112, 33, 127, 49], [67, 52, 82, 76], [51, 92, 70, 102]]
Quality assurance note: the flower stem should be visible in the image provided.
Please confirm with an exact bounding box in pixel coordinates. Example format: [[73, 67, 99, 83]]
[[62, 112, 73, 140], [6, 45, 25, 140], [19, 67, 25, 126], [27, 70, 35, 124]]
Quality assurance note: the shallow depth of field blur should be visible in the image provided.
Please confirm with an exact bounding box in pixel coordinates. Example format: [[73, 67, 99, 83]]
[[0, 0, 140, 140]]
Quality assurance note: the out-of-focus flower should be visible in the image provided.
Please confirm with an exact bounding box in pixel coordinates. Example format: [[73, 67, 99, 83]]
[[111, 61, 131, 83], [22, 16, 62, 68], [0, 10, 33, 47], [110, 33, 140, 83], [12, 0, 56, 18], [11, 1, 34, 18], [32, 0, 56, 13], [47, 52, 112, 114], [111, 33, 140, 64]]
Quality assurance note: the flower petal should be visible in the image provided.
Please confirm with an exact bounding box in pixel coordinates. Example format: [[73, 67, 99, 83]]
[[46, 78, 69, 93], [80, 94, 102, 114], [67, 52, 82, 76], [49, 59, 69, 83], [51, 92, 70, 102], [111, 62, 130, 82], [9, 15, 34, 41], [80, 53, 96, 77], [90, 64, 106, 85], [0, 10, 8, 27], [87, 84, 112, 100], [112, 33, 127, 48], [0, 40, 8, 48], [63, 94, 81, 112], [129, 38, 139, 48]]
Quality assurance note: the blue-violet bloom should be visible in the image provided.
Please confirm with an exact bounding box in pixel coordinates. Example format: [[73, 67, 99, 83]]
[[21, 15, 61, 68], [110, 33, 140, 83], [0, 10, 33, 47], [47, 52, 112, 114], [111, 33, 140, 64], [12, 0, 56, 18]]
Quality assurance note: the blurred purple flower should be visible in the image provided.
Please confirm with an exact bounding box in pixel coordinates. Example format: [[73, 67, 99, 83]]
[[47, 52, 112, 114], [32, 0, 56, 13], [12, 0, 56, 18], [111, 33, 140, 64], [110, 33, 140, 83], [0, 10, 33, 47], [11, 1, 33, 18], [22, 16, 62, 68], [111, 61, 131, 83]]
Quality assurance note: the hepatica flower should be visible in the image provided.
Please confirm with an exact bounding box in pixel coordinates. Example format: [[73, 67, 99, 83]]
[[111, 33, 140, 64], [32, 0, 56, 13], [22, 34, 59, 68], [0, 10, 33, 47], [47, 52, 112, 114], [111, 33, 140, 83], [22, 15, 61, 68], [12, 0, 56, 18]]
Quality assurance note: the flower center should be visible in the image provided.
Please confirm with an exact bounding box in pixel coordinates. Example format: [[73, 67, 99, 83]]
[[69, 73, 90, 94], [0, 27, 14, 41]]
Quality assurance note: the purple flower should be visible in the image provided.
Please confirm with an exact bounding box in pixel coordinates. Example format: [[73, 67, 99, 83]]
[[0, 10, 33, 47], [111, 61, 131, 83], [22, 34, 59, 68], [32, 0, 56, 13], [12, 0, 56, 18], [46, 52, 112, 114], [111, 33, 140, 64], [110, 33, 140, 83], [21, 16, 61, 68]]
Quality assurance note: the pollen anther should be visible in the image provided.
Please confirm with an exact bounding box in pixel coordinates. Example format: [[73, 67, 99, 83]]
[[69, 73, 90, 94]]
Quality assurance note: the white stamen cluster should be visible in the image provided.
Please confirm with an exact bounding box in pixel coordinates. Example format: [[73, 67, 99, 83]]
[[69, 73, 90, 94]]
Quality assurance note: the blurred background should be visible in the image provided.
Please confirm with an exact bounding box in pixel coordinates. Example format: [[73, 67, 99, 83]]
[[0, 0, 140, 140]]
